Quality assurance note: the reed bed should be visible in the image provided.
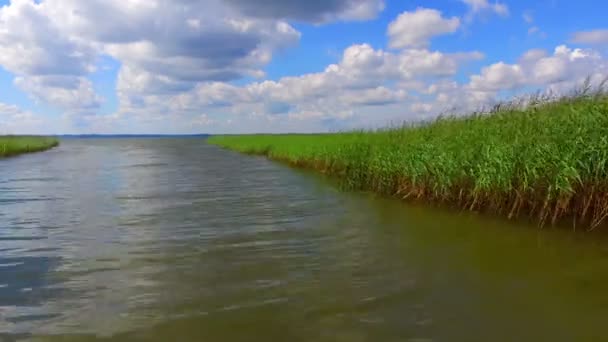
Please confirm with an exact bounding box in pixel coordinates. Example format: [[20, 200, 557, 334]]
[[0, 136, 59, 158], [209, 91, 608, 230]]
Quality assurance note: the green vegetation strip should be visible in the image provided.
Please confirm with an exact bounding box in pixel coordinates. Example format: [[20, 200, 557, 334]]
[[0, 136, 59, 158], [209, 93, 608, 230]]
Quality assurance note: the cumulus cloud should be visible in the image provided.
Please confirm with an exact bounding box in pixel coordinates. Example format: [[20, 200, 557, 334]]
[[387, 8, 460, 49], [15, 76, 103, 114], [470, 62, 526, 91], [50, 0, 302, 97], [1, 0, 607, 134], [384, 44, 608, 122], [224, 43, 478, 105], [469, 45, 607, 94], [0, 0, 307, 123], [570, 29, 608, 46], [131, 42, 483, 131], [101, 23, 608, 133], [0, 1, 97, 76], [0, 0, 101, 113]]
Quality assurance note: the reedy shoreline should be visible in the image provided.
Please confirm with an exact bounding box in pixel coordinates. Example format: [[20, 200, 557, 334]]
[[209, 91, 608, 230], [0, 136, 59, 158]]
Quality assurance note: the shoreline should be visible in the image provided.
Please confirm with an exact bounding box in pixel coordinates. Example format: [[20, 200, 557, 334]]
[[209, 92, 608, 231], [0, 136, 60, 158]]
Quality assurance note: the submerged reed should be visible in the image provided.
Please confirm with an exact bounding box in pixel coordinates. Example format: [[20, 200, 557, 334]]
[[209, 90, 608, 230], [0, 136, 59, 158]]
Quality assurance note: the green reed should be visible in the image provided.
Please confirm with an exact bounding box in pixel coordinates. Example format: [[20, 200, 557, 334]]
[[209, 91, 608, 230], [0, 136, 59, 158]]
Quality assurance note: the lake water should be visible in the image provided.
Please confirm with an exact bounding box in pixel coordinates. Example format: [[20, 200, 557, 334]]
[[2, 138, 608, 341]]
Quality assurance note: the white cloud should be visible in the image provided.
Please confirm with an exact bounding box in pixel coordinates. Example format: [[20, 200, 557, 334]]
[[158, 41, 605, 132], [53, 0, 302, 92], [519, 49, 547, 63], [230, 43, 479, 105], [14, 76, 103, 115], [387, 8, 460, 49], [0, 1, 97, 76], [119, 42, 483, 132], [0, 0, 102, 116], [0, 0, 329, 127], [461, 0, 509, 21], [0, 102, 50, 135], [399, 44, 608, 121], [462, 0, 509, 15], [91, 38, 484, 133], [469, 45, 607, 93], [470, 62, 526, 91], [1, 1, 608, 134], [337, 86, 408, 106], [533, 45, 602, 84], [570, 29, 608, 46]]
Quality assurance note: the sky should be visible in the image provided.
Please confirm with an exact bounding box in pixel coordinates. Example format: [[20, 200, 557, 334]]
[[0, 0, 607, 134]]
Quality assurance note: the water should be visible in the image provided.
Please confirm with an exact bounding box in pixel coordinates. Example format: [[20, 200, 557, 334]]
[[2, 138, 608, 341]]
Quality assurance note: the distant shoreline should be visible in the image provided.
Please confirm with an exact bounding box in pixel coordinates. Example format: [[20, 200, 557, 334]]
[[56, 134, 211, 139]]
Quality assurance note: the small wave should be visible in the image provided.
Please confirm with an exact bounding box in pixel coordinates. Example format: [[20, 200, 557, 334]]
[[122, 163, 169, 169], [0, 236, 46, 242]]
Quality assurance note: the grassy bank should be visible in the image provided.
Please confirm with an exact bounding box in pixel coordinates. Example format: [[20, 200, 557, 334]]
[[0, 136, 59, 158], [209, 92, 608, 230]]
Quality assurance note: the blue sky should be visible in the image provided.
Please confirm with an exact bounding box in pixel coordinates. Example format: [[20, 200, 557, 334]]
[[0, 0, 607, 134]]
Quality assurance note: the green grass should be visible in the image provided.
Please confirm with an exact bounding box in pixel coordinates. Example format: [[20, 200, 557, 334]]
[[0, 136, 59, 158], [209, 90, 608, 230]]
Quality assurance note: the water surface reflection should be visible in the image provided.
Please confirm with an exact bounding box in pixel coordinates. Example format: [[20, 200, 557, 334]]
[[1, 138, 608, 341]]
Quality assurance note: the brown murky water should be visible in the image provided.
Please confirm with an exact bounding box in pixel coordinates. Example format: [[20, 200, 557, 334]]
[[2, 138, 608, 341]]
